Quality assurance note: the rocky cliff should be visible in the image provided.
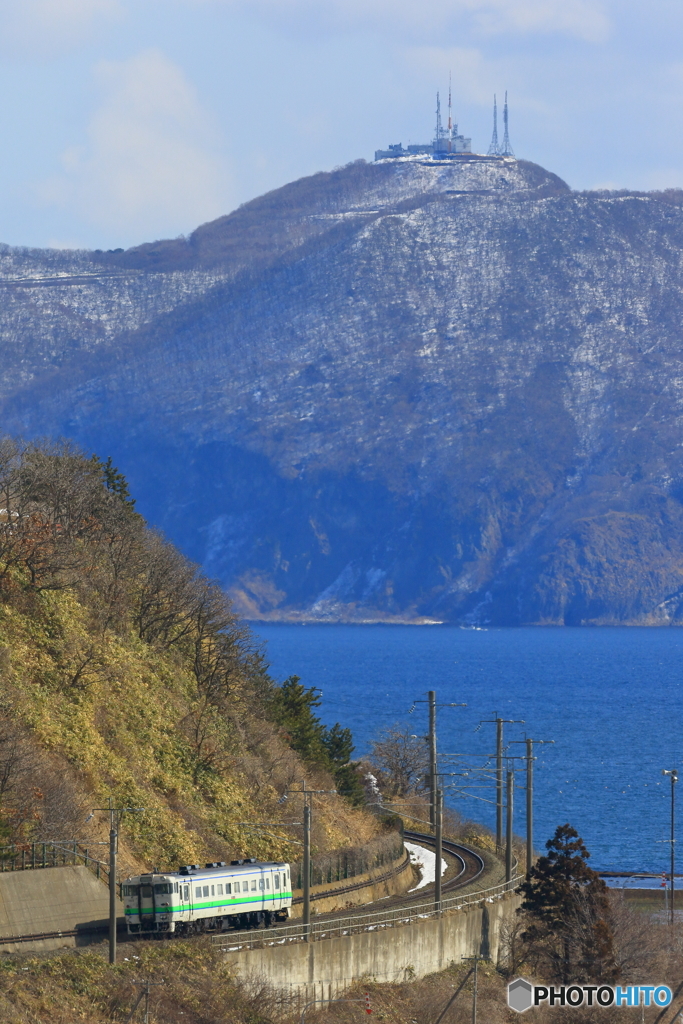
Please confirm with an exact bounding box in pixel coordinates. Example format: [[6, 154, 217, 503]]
[[3, 155, 683, 625]]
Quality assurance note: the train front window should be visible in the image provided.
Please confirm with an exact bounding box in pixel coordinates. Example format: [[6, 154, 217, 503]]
[[154, 883, 172, 894], [123, 885, 138, 897], [141, 885, 153, 898]]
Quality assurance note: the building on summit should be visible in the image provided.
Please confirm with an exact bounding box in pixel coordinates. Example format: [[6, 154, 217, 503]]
[[375, 88, 513, 162]]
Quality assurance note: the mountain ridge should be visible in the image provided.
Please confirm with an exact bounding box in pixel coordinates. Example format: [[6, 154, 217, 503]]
[[3, 156, 683, 625]]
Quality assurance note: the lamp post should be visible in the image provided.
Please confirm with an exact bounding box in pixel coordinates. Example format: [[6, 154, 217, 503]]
[[662, 769, 678, 926]]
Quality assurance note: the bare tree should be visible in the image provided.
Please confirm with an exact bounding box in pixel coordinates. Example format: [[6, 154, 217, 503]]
[[367, 725, 429, 797]]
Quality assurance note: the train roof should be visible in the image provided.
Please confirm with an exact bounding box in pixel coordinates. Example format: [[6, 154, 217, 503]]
[[124, 860, 289, 882]]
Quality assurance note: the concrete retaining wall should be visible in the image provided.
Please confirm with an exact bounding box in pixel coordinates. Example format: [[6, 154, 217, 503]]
[[289, 852, 415, 917], [0, 866, 122, 952], [228, 891, 522, 1001]]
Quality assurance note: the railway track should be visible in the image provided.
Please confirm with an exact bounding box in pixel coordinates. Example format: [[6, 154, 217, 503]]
[[402, 829, 486, 897], [0, 832, 490, 949], [289, 830, 485, 919], [214, 833, 508, 950]]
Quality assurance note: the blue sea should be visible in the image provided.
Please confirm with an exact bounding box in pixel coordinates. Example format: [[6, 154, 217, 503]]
[[253, 624, 683, 874]]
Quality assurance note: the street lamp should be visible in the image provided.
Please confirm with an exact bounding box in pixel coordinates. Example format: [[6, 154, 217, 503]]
[[662, 769, 678, 926]]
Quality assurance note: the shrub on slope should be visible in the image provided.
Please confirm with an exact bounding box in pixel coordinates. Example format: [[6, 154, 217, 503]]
[[0, 437, 378, 873]]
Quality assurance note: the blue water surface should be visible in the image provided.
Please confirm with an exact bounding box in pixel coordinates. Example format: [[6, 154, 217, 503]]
[[252, 624, 683, 874]]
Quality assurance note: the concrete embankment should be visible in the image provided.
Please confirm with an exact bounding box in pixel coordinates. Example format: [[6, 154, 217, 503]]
[[228, 890, 522, 1002], [0, 866, 122, 952], [289, 850, 415, 917]]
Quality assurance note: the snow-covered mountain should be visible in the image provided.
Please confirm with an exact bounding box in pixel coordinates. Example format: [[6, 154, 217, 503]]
[[4, 155, 683, 625]]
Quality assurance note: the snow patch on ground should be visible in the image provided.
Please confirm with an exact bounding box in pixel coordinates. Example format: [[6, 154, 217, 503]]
[[405, 842, 448, 891]]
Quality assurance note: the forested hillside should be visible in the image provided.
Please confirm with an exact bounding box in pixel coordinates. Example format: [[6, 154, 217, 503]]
[[0, 439, 377, 874], [4, 156, 683, 624]]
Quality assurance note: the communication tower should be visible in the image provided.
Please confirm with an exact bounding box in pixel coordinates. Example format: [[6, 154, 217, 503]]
[[487, 95, 500, 156], [435, 91, 446, 151], [501, 91, 514, 157]]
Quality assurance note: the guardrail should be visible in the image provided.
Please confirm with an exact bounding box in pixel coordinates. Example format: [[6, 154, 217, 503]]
[[0, 841, 119, 893], [212, 870, 524, 951]]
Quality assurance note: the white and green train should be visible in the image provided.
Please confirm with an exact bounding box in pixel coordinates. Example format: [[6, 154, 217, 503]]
[[122, 859, 292, 935]]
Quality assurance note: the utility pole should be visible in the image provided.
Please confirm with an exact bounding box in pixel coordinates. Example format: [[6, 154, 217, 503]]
[[92, 800, 145, 965], [124, 980, 164, 1024], [303, 802, 311, 941], [479, 716, 524, 853], [281, 781, 336, 942], [429, 691, 437, 828], [412, 691, 466, 829], [435, 788, 443, 914], [109, 817, 117, 964], [505, 768, 513, 883], [510, 738, 554, 877], [462, 955, 490, 1024], [663, 769, 678, 926]]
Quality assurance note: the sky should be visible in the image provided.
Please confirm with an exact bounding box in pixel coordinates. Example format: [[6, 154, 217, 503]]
[[1, 0, 683, 250]]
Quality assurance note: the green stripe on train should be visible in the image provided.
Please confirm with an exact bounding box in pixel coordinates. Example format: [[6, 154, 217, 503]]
[[125, 893, 293, 915]]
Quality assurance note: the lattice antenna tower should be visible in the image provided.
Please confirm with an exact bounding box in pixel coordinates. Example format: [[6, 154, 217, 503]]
[[488, 94, 500, 156], [447, 74, 452, 152], [501, 90, 514, 157], [435, 91, 444, 144]]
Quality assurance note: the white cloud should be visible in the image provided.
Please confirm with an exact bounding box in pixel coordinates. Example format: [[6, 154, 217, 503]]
[[38, 49, 231, 242], [190, 0, 610, 43], [0, 0, 123, 57]]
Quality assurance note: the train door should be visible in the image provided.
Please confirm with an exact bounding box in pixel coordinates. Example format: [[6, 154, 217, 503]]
[[138, 879, 156, 931], [272, 869, 282, 912], [178, 881, 191, 924]]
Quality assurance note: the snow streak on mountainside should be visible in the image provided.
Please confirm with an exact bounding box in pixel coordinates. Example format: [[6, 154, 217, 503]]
[[3, 155, 683, 625]]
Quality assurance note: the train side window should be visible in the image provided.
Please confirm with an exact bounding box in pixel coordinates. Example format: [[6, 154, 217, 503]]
[[195, 887, 201, 899], [174, 882, 178, 894], [203, 886, 209, 898], [250, 879, 256, 891], [211, 885, 215, 896], [259, 878, 264, 890], [265, 877, 270, 889], [274, 874, 280, 890], [217, 884, 223, 895], [184, 885, 189, 900]]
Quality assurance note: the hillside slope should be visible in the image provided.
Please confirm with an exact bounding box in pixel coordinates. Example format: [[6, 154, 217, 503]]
[[3, 157, 683, 624], [0, 440, 378, 874]]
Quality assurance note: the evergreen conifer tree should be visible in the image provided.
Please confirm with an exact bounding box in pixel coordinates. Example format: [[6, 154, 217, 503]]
[[519, 823, 619, 984]]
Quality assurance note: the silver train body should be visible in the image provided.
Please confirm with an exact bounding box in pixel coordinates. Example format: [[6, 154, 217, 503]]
[[123, 859, 292, 935]]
